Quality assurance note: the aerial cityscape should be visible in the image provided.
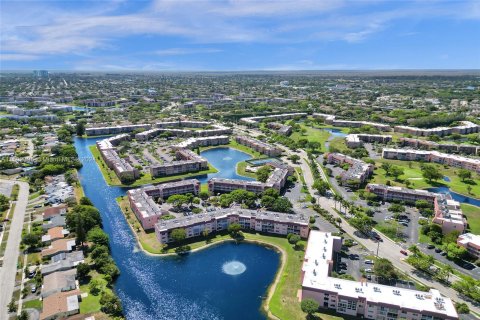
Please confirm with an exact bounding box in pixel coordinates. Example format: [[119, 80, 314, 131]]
[[0, 1, 479, 320]]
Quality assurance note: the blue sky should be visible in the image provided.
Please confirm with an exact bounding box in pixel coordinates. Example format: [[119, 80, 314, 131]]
[[1, 0, 479, 71]]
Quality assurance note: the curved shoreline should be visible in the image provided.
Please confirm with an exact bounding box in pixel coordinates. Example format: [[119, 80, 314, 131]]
[[421, 186, 480, 202], [118, 197, 286, 319]]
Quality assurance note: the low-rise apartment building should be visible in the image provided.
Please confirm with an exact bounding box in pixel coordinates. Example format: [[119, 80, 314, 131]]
[[267, 122, 293, 135], [96, 134, 140, 181], [155, 208, 309, 244], [86, 123, 151, 136], [150, 148, 208, 177], [312, 114, 392, 132], [346, 134, 392, 148], [135, 122, 232, 141], [173, 135, 229, 149], [326, 153, 374, 186], [208, 165, 290, 194], [399, 138, 479, 155], [457, 233, 480, 259], [394, 121, 479, 137], [128, 179, 200, 230], [366, 184, 466, 234], [240, 113, 307, 126], [382, 148, 480, 174], [301, 231, 458, 320], [235, 136, 282, 157]]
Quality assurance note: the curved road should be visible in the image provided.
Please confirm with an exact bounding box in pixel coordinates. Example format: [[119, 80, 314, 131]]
[[236, 125, 480, 315], [0, 180, 29, 320]]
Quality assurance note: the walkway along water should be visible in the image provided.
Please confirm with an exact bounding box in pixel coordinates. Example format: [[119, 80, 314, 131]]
[[74, 137, 279, 320]]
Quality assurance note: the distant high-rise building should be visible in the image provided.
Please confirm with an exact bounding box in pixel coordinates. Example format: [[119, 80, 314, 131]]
[[33, 70, 49, 78]]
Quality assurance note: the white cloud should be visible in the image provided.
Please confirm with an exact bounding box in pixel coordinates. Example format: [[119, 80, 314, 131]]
[[1, 0, 479, 61], [0, 53, 40, 61]]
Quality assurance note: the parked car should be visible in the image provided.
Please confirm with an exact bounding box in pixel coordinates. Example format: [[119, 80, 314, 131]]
[[365, 260, 374, 265], [400, 250, 408, 256], [427, 244, 435, 249], [365, 268, 373, 273], [435, 248, 442, 253], [31, 285, 37, 293]]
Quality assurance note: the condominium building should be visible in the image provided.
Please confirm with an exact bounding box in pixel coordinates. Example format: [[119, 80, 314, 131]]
[[301, 231, 458, 320], [457, 233, 480, 259], [326, 153, 374, 185], [330, 119, 392, 132], [382, 148, 480, 174], [150, 148, 208, 177], [155, 208, 309, 244], [173, 135, 229, 149], [86, 123, 151, 136], [128, 180, 200, 230], [96, 134, 140, 181], [209, 166, 290, 194], [135, 123, 232, 141], [267, 122, 293, 135], [394, 121, 479, 137], [366, 184, 466, 234], [399, 138, 479, 155], [345, 134, 392, 148], [235, 136, 282, 157], [240, 112, 307, 126]]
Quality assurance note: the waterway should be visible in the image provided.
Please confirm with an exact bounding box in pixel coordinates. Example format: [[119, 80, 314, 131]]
[[74, 137, 279, 320], [427, 186, 480, 207], [322, 128, 348, 150]]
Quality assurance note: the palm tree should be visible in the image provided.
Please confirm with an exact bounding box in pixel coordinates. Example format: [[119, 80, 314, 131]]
[[442, 264, 454, 282], [408, 244, 420, 257]]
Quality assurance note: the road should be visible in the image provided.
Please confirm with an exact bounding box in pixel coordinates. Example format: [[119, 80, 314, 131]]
[[234, 126, 480, 314], [0, 180, 29, 320]]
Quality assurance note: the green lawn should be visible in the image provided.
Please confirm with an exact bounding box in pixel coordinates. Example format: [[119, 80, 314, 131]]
[[90, 145, 218, 187], [328, 137, 348, 152], [79, 277, 112, 314], [236, 161, 257, 179], [23, 298, 42, 309], [200, 140, 263, 158], [371, 159, 480, 199], [463, 204, 480, 234], [290, 124, 331, 152]]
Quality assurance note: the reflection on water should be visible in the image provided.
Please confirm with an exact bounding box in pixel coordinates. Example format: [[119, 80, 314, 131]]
[[74, 137, 279, 320]]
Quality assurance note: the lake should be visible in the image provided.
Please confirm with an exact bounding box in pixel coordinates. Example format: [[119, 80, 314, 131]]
[[74, 138, 279, 320]]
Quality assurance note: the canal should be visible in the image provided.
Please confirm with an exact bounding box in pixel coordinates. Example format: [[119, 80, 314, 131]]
[[74, 137, 279, 320]]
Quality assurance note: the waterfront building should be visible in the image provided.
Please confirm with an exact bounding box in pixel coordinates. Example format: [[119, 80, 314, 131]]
[[399, 138, 479, 155], [85, 123, 151, 136], [301, 231, 458, 320], [208, 165, 289, 194], [135, 123, 232, 141], [96, 134, 140, 181], [312, 114, 391, 131], [127, 180, 200, 230], [173, 135, 229, 149], [41, 269, 77, 298], [235, 136, 282, 157], [326, 153, 373, 185], [382, 148, 480, 174], [345, 134, 392, 148], [150, 148, 208, 177], [154, 208, 309, 244], [366, 184, 466, 234], [240, 113, 307, 127], [394, 121, 479, 137], [457, 233, 480, 259]]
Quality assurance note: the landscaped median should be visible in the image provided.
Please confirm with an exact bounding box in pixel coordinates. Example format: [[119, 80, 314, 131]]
[[116, 194, 349, 320], [89, 145, 218, 187]]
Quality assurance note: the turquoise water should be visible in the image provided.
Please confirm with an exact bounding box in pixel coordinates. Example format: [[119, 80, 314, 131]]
[[74, 138, 279, 320]]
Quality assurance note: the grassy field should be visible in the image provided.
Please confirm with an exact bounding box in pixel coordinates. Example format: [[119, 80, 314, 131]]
[[236, 161, 257, 179], [371, 159, 480, 198], [89, 145, 218, 187], [462, 204, 480, 234], [328, 137, 348, 152], [23, 298, 42, 309], [200, 140, 263, 158], [290, 124, 331, 152]]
